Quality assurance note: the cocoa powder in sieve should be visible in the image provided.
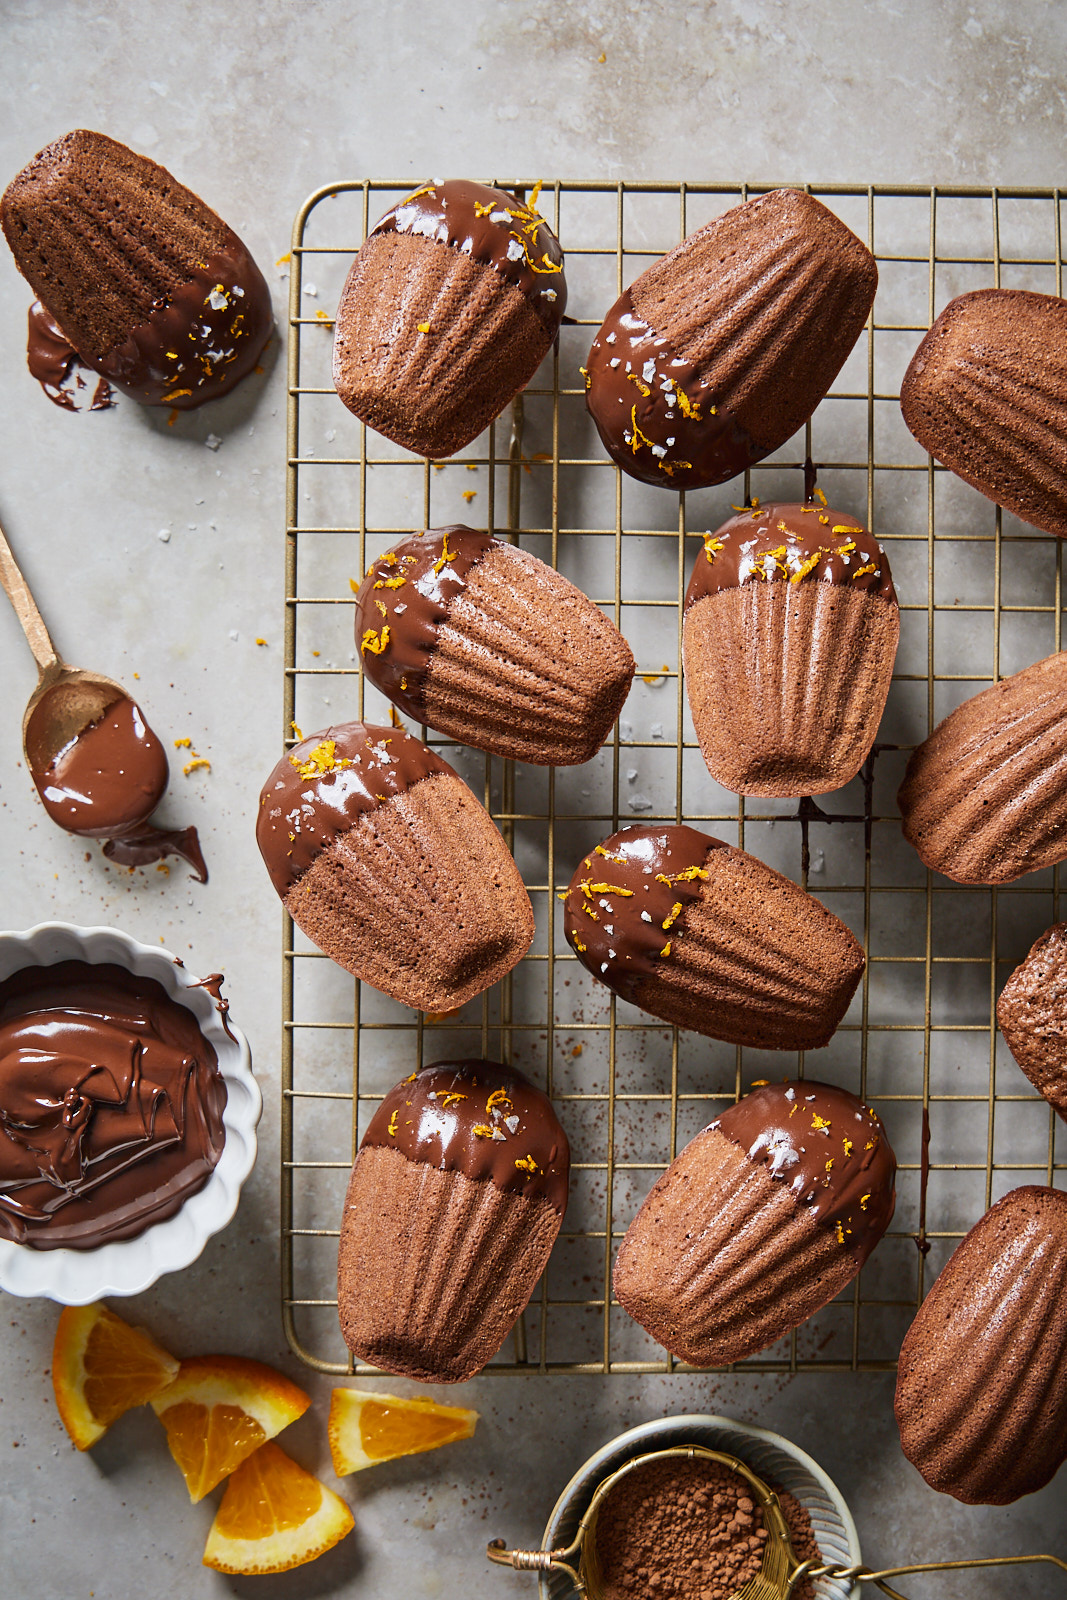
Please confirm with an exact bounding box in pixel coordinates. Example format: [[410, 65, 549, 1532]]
[[593, 1455, 820, 1600]]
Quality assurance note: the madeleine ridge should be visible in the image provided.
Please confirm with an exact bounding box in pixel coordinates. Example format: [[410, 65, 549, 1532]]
[[997, 923, 1067, 1123], [614, 1081, 896, 1365], [333, 180, 566, 458], [900, 288, 1067, 538], [683, 501, 899, 796], [355, 528, 635, 764], [895, 1186, 1067, 1504], [562, 824, 864, 1050], [255, 723, 533, 1011], [898, 650, 1067, 884], [338, 1061, 569, 1382]]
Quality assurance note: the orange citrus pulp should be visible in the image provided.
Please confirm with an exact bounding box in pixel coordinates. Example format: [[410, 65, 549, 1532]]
[[202, 1440, 354, 1574], [151, 1354, 310, 1501], [328, 1387, 478, 1475], [52, 1303, 180, 1450]]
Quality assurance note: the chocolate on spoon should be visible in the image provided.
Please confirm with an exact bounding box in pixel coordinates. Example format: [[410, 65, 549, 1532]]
[[0, 516, 207, 881]]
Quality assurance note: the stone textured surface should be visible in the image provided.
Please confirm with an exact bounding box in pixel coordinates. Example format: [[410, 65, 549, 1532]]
[[1, 1, 1066, 1596]]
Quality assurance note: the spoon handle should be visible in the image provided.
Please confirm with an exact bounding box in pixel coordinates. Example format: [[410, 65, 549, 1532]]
[[0, 515, 61, 677]]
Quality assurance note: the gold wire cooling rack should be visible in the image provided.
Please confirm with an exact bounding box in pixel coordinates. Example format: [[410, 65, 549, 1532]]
[[281, 179, 1067, 1375]]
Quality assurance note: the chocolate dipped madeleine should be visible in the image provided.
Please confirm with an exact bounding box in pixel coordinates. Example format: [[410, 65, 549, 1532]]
[[333, 180, 566, 457], [901, 289, 1067, 539], [898, 650, 1067, 885], [256, 723, 533, 1011], [997, 923, 1067, 1123], [683, 500, 899, 796], [584, 189, 876, 491], [562, 824, 864, 1050], [614, 1080, 895, 1365], [355, 526, 634, 764], [895, 1185, 1067, 1504], [1, 129, 272, 410], [338, 1060, 569, 1382]]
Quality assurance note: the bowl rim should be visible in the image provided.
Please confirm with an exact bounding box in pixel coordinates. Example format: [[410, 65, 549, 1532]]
[[540, 1411, 861, 1600], [0, 919, 261, 1303]]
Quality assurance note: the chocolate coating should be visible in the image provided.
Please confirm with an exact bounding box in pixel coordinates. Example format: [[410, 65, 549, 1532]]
[[255, 721, 451, 897], [91, 230, 272, 409], [362, 1060, 569, 1214], [711, 1080, 895, 1266], [0, 961, 226, 1250], [562, 824, 719, 999], [26, 233, 270, 411], [371, 180, 566, 330], [585, 286, 756, 489], [29, 695, 168, 839], [354, 527, 496, 722], [685, 501, 897, 609]]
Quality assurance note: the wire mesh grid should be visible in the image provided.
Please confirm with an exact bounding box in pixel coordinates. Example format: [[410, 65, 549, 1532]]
[[282, 179, 1067, 1375]]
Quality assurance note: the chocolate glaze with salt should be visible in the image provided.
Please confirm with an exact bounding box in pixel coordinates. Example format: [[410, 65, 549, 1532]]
[[361, 1060, 569, 1214], [585, 286, 756, 490], [354, 527, 496, 721], [685, 501, 897, 608], [0, 961, 226, 1250], [371, 180, 566, 330], [256, 721, 451, 897], [562, 824, 721, 1000], [24, 232, 271, 411], [711, 1079, 896, 1265]]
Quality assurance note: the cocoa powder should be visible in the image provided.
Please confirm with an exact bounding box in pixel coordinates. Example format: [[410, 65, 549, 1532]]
[[593, 1456, 819, 1600]]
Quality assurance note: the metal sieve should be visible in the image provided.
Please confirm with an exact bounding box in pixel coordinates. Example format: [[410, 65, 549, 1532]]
[[487, 1443, 1067, 1599]]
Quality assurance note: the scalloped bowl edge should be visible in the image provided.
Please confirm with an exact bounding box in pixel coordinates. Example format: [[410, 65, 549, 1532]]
[[0, 921, 261, 1303]]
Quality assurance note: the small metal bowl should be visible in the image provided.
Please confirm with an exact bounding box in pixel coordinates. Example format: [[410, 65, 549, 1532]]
[[534, 1414, 860, 1600]]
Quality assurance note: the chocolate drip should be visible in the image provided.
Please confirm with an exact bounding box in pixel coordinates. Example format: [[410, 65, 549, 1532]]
[[685, 501, 897, 610], [256, 721, 451, 897], [362, 1060, 569, 1214], [372, 179, 567, 330], [103, 824, 208, 884], [711, 1080, 896, 1266], [0, 960, 226, 1250], [90, 229, 272, 409], [354, 526, 497, 720], [562, 824, 722, 1000], [29, 695, 168, 839], [584, 287, 756, 490]]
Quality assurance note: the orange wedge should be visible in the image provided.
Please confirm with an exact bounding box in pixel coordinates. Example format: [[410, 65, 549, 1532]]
[[151, 1354, 310, 1502], [203, 1440, 354, 1574], [328, 1387, 478, 1474], [52, 1302, 180, 1450]]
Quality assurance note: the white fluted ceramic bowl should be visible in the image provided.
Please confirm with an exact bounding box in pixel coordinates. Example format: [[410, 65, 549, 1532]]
[[0, 922, 261, 1303], [539, 1413, 861, 1600]]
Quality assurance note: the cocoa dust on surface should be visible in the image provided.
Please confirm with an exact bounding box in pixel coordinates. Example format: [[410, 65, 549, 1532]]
[[593, 1455, 819, 1600]]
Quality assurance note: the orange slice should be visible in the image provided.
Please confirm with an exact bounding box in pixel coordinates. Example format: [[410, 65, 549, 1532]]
[[52, 1303, 180, 1450], [328, 1387, 478, 1474], [151, 1354, 310, 1502], [203, 1440, 354, 1574]]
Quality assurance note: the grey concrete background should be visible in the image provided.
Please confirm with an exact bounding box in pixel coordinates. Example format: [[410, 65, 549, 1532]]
[[1, 1, 1066, 1596]]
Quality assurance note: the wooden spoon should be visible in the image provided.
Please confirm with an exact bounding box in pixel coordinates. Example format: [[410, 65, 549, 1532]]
[[0, 515, 131, 775]]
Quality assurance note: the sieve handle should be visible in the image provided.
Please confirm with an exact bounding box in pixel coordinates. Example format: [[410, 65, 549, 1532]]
[[487, 1539, 585, 1593], [795, 1553, 1067, 1598]]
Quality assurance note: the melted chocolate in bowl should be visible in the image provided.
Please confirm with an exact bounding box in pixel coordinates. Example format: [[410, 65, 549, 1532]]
[[29, 694, 168, 838], [0, 961, 226, 1250]]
